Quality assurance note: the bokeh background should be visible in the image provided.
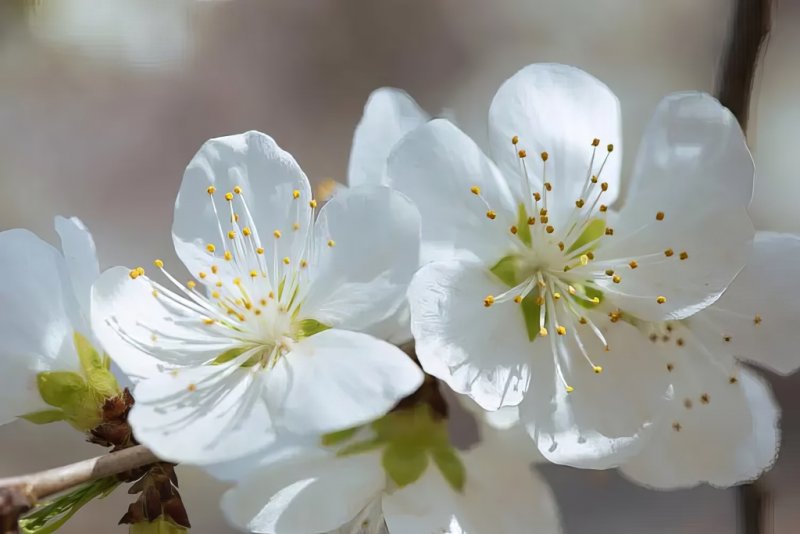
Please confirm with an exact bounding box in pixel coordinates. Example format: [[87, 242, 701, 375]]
[[1, 0, 799, 532]]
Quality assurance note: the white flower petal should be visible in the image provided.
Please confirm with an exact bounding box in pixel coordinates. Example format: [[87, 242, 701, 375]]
[[129, 355, 275, 465], [348, 88, 429, 188], [589, 197, 754, 321], [519, 313, 669, 469], [203, 437, 319, 482], [0, 229, 81, 424], [386, 119, 519, 263], [381, 467, 457, 534], [222, 451, 385, 534], [627, 92, 753, 208], [91, 266, 240, 381], [488, 63, 622, 217], [620, 349, 778, 489], [172, 131, 312, 282], [263, 329, 424, 435], [690, 232, 800, 375], [408, 260, 533, 410], [54, 215, 99, 327], [301, 185, 421, 332]]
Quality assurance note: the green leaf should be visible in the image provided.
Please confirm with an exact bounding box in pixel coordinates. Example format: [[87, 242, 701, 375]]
[[20, 409, 65, 425], [382, 442, 429, 488], [567, 217, 605, 254], [36, 371, 87, 409], [20, 477, 119, 534], [295, 319, 331, 340], [432, 447, 466, 492], [321, 426, 360, 446]]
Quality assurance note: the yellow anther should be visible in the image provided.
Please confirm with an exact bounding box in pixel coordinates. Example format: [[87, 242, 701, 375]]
[[282, 257, 290, 265], [568, 285, 576, 295], [700, 393, 710, 404], [591, 138, 600, 147], [754, 314, 762, 325], [273, 230, 282, 239], [233, 277, 241, 286], [224, 192, 234, 201], [540, 216, 549, 224], [546, 225, 555, 234], [599, 204, 608, 212], [250, 270, 258, 278], [128, 267, 145, 280], [600, 182, 609, 192], [228, 230, 236, 240], [309, 199, 318, 209], [656, 296, 666, 304], [233, 185, 242, 195], [536, 296, 545, 305], [259, 298, 267, 306], [483, 295, 495, 307], [593, 366, 603, 374], [203, 318, 215, 325], [293, 222, 301, 231], [224, 251, 233, 261], [207, 185, 216, 195], [679, 251, 688, 260], [232, 213, 240, 223], [544, 182, 552, 191], [591, 175, 598, 184], [612, 275, 621, 284], [198, 272, 207, 279], [206, 243, 216, 253], [575, 199, 585, 208], [556, 325, 567, 336], [187, 383, 197, 392], [470, 185, 481, 195], [604, 227, 614, 236], [590, 297, 600, 304], [254, 309, 262, 316], [527, 217, 536, 225], [540, 208, 548, 216], [565, 385, 574, 393], [153, 259, 164, 268], [268, 291, 275, 299], [664, 248, 674, 257], [607, 144, 614, 152], [540, 151, 549, 161], [586, 251, 595, 260], [518, 149, 527, 158], [539, 327, 548, 336], [187, 281, 196, 289], [486, 210, 496, 220], [656, 211, 665, 221], [605, 269, 615, 276], [151, 289, 159, 298], [558, 241, 565, 251], [300, 259, 308, 268], [514, 295, 523, 303], [243, 227, 252, 237], [293, 189, 301, 199], [533, 192, 541, 201], [510, 225, 518, 235], [512, 135, 519, 145], [327, 239, 336, 247], [579, 316, 588, 325], [211, 291, 220, 299], [211, 265, 219, 274], [580, 254, 589, 266], [629, 260, 638, 269], [256, 247, 265, 255]]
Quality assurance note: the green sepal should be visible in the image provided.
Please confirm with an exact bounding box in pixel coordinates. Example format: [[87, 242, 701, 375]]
[[210, 346, 250, 365], [321, 426, 360, 446], [575, 283, 604, 310], [74, 332, 102, 374], [520, 293, 543, 341], [432, 446, 466, 492], [129, 518, 189, 534], [490, 255, 522, 287], [74, 332, 121, 399], [36, 371, 88, 408], [295, 318, 331, 340], [515, 203, 532, 247], [20, 409, 65, 425], [19, 477, 119, 534], [337, 437, 385, 457], [567, 217, 605, 254], [382, 442, 429, 488]]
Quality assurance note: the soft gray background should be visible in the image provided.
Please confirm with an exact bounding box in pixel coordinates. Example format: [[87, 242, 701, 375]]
[[1, 0, 799, 532]]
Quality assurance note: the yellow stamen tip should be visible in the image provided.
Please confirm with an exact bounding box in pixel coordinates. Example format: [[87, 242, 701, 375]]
[[206, 186, 216, 195], [511, 135, 519, 145], [486, 210, 496, 220], [292, 189, 301, 199], [198, 272, 207, 279], [228, 230, 236, 239], [282, 257, 290, 265], [518, 149, 527, 158], [300, 259, 308, 268], [250, 270, 258, 278], [607, 144, 614, 152], [483, 295, 495, 307], [556, 326, 567, 336], [593, 366, 603, 374], [187, 281, 196, 289], [224, 192, 234, 201], [274, 230, 282, 239], [233, 185, 242, 194], [327, 239, 336, 247], [211, 265, 219, 274], [224, 251, 233, 261], [293, 222, 301, 231], [242, 227, 252, 236], [153, 259, 164, 268], [514, 295, 522, 304], [565, 385, 574, 393], [206, 243, 216, 253], [580, 254, 589, 266], [256, 247, 265, 255], [540, 151, 549, 161], [656, 211, 665, 221], [591, 138, 600, 147], [470, 185, 481, 195], [539, 327, 548, 337], [309, 199, 318, 209], [656, 296, 667, 304]]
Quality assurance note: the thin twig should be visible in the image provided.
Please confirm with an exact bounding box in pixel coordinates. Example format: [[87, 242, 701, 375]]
[[715, 1, 773, 533], [715, 0, 773, 130], [0, 445, 158, 507]]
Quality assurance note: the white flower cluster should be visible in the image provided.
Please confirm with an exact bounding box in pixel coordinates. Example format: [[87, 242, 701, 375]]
[[2, 63, 798, 533]]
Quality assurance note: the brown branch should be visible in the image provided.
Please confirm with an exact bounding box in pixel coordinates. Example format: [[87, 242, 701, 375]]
[[0, 445, 159, 531], [715, 0, 773, 131]]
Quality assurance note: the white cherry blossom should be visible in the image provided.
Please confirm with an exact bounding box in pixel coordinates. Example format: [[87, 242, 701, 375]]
[[91, 131, 424, 465], [387, 63, 756, 468]]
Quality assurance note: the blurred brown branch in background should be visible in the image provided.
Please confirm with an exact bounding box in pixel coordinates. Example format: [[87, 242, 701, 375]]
[[716, 0, 774, 533]]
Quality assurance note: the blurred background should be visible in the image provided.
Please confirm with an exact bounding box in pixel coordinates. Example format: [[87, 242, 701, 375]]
[[1, 0, 799, 532]]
